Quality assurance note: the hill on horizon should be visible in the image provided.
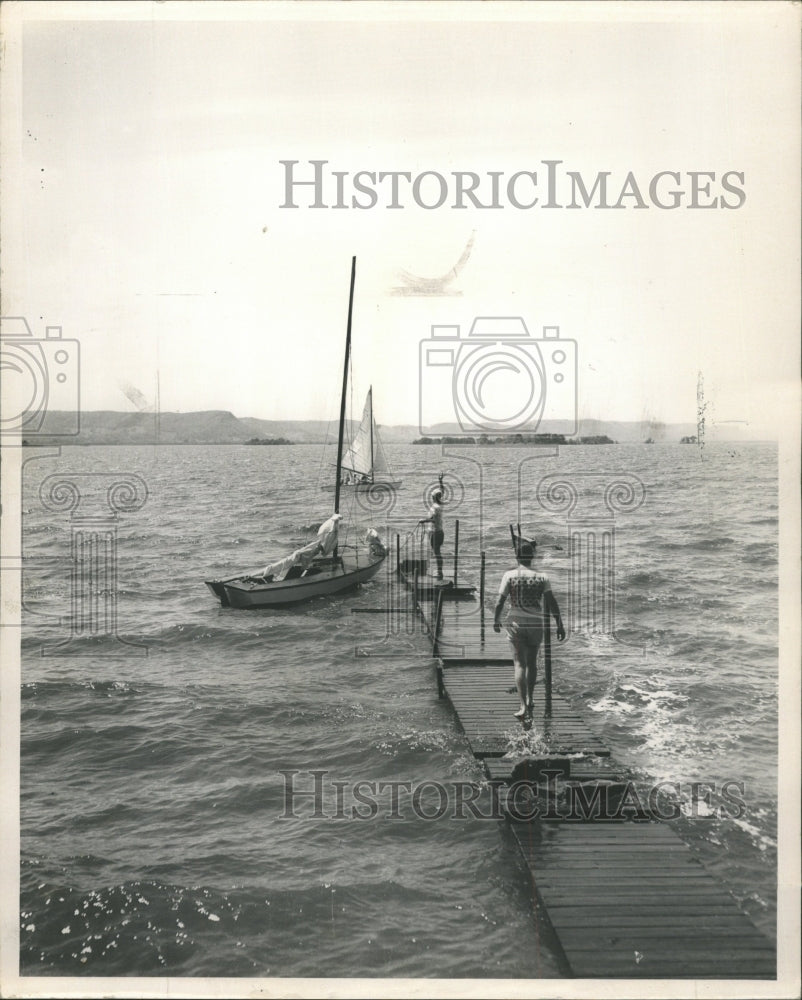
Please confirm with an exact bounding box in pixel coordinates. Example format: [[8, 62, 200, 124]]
[[22, 411, 760, 445]]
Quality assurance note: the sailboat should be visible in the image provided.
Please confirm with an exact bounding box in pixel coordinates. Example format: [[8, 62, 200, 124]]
[[324, 386, 401, 491], [205, 258, 387, 609]]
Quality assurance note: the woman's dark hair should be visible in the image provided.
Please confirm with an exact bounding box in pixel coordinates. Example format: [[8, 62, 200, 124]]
[[516, 542, 535, 561]]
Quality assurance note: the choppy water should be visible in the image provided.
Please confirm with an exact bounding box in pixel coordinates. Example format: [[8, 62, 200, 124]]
[[18, 441, 777, 977]]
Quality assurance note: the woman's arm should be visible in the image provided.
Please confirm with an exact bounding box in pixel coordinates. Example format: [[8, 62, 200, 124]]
[[545, 590, 566, 641], [493, 593, 507, 632]]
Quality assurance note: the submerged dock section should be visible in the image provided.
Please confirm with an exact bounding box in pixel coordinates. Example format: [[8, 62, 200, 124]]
[[396, 546, 776, 980]]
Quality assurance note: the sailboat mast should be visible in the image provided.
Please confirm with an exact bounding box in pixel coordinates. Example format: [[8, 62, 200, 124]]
[[368, 386, 374, 484], [334, 257, 357, 515]]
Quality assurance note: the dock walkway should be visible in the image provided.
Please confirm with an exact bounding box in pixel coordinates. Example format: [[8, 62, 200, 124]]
[[402, 574, 775, 980]]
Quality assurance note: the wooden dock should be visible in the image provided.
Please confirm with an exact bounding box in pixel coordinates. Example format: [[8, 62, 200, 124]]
[[444, 666, 610, 757], [397, 570, 476, 601], [395, 562, 776, 980], [509, 820, 775, 979]]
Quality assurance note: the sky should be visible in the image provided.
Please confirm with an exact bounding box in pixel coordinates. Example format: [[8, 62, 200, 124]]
[[2, 2, 799, 438]]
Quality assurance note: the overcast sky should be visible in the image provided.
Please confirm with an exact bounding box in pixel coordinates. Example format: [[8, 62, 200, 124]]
[[3, 2, 799, 437]]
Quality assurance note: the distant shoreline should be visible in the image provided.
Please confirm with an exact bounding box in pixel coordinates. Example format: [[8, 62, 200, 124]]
[[17, 411, 767, 445], [414, 434, 616, 445]]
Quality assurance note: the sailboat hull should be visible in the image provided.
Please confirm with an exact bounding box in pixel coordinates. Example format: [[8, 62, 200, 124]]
[[207, 553, 386, 608]]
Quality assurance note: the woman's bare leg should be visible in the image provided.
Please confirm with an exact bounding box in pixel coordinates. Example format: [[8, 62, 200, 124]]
[[511, 639, 528, 718], [525, 638, 541, 715]]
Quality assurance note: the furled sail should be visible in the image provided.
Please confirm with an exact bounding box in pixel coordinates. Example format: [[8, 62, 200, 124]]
[[261, 514, 341, 578]]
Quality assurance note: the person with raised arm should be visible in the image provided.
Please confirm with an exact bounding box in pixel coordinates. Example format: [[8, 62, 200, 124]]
[[418, 475, 446, 581]]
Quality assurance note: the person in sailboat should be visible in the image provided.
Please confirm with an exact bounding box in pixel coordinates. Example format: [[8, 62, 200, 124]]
[[316, 513, 341, 557], [418, 487, 445, 580], [493, 537, 565, 719], [260, 513, 341, 579]]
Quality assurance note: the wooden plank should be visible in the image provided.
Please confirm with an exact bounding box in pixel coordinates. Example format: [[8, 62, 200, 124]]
[[439, 654, 512, 664], [452, 704, 582, 711], [527, 863, 701, 873], [535, 841, 692, 850], [546, 905, 748, 918], [506, 819, 774, 978], [525, 864, 714, 876], [537, 891, 743, 903], [538, 883, 734, 895], [543, 901, 745, 915], [521, 853, 701, 864], [535, 874, 722, 884], [522, 825, 688, 842], [565, 941, 774, 959], [568, 958, 775, 979], [527, 827, 683, 840], [517, 829, 692, 847], [540, 884, 735, 898], [516, 844, 699, 852], [558, 927, 766, 942], [566, 945, 775, 960], [535, 867, 719, 877], [516, 820, 691, 842], [548, 914, 767, 929], [534, 869, 720, 880], [484, 758, 625, 784], [475, 742, 611, 758], [533, 851, 694, 860], [562, 945, 775, 974], [569, 952, 775, 969]]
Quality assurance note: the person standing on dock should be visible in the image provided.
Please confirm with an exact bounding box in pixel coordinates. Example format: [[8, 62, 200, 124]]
[[418, 487, 445, 580], [493, 540, 565, 719]]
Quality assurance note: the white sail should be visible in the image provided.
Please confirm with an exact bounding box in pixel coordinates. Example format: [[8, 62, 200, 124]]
[[341, 387, 397, 483], [342, 390, 374, 477], [372, 422, 391, 475]]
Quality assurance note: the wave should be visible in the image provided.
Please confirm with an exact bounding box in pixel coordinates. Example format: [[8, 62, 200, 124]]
[[373, 728, 464, 757], [22, 679, 141, 700], [656, 535, 737, 552], [22, 722, 150, 759], [621, 569, 667, 587], [18, 870, 468, 977], [125, 620, 301, 647]]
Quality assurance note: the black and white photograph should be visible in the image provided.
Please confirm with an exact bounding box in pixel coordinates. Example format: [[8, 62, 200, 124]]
[[1, 2, 799, 997]]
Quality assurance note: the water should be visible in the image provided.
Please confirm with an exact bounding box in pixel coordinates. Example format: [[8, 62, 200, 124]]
[[18, 441, 777, 977]]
